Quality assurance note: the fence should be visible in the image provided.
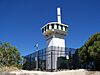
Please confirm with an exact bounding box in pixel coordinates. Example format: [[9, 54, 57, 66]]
[[23, 47, 76, 71]]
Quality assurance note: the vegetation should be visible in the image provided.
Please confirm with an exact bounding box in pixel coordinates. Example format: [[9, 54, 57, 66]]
[[21, 33, 100, 71], [0, 41, 23, 68], [1, 33, 99, 71], [78, 33, 100, 70]]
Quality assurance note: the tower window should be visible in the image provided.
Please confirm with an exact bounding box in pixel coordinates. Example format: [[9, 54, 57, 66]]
[[57, 24, 59, 29], [45, 27, 46, 31], [51, 24, 54, 29], [61, 25, 63, 30], [65, 26, 67, 31], [42, 28, 44, 33], [47, 24, 49, 30]]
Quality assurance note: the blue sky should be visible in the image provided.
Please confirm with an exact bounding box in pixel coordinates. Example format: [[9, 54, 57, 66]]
[[0, 0, 100, 56]]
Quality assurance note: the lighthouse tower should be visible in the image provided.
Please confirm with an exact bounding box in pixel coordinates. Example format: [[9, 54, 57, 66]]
[[41, 8, 68, 71]]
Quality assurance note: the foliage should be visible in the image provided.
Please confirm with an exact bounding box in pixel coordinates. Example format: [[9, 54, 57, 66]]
[[72, 49, 80, 69], [0, 42, 22, 68], [78, 33, 100, 70]]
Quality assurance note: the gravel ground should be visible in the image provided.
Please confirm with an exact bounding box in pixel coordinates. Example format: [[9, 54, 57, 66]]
[[0, 69, 100, 75], [9, 69, 100, 75]]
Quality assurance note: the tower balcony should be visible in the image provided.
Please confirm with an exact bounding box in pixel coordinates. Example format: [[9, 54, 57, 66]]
[[41, 22, 68, 37]]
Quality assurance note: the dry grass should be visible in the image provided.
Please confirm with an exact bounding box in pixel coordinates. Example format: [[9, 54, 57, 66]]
[[0, 66, 19, 72]]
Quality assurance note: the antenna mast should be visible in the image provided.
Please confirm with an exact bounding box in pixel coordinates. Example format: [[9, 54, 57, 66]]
[[57, 8, 61, 23]]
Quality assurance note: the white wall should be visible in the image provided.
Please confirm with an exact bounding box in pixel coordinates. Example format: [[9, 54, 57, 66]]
[[47, 38, 65, 48], [46, 37, 65, 70]]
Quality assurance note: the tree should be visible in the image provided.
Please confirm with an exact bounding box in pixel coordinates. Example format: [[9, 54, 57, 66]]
[[78, 33, 100, 70], [0, 42, 22, 68]]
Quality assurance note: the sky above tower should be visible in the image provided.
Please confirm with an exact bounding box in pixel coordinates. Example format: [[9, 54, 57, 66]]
[[0, 0, 100, 56]]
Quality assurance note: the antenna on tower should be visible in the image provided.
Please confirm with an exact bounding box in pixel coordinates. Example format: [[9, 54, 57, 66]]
[[57, 7, 61, 23]]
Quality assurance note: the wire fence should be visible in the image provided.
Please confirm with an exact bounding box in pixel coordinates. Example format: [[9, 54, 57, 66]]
[[23, 47, 76, 71]]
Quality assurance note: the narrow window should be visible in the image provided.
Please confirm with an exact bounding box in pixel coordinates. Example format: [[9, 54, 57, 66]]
[[42, 28, 44, 33], [51, 24, 54, 29], [65, 26, 67, 31], [45, 27, 46, 31], [57, 24, 59, 29], [61, 25, 63, 30], [47, 24, 49, 30]]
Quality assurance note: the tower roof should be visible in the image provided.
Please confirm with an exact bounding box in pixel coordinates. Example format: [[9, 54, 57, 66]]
[[41, 22, 68, 38], [41, 22, 68, 29]]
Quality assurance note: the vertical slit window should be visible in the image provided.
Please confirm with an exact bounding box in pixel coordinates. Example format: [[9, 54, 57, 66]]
[[51, 24, 54, 29], [42, 28, 44, 33], [61, 25, 63, 30], [65, 26, 67, 31], [57, 24, 59, 29], [47, 24, 49, 30], [45, 27, 46, 31]]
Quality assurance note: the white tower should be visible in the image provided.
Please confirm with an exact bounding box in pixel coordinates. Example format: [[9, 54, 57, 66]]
[[41, 8, 68, 71]]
